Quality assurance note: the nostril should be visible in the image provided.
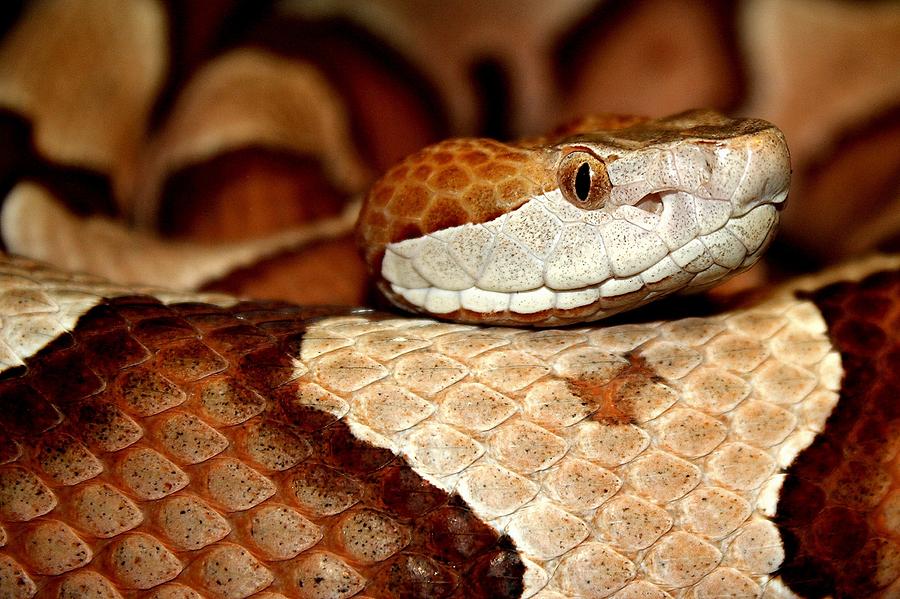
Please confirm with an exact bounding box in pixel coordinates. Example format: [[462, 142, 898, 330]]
[[635, 192, 664, 215]]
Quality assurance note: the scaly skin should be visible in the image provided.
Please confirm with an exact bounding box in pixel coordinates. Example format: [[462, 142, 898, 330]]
[[358, 110, 790, 326], [1, 253, 900, 598]]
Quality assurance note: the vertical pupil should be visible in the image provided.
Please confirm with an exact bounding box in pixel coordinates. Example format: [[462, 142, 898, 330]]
[[575, 162, 591, 201]]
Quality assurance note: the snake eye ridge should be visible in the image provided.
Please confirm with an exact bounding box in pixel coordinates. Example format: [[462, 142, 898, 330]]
[[558, 150, 611, 209]]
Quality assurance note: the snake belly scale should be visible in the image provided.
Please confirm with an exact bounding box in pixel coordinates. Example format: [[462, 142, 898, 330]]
[[1, 112, 900, 598]]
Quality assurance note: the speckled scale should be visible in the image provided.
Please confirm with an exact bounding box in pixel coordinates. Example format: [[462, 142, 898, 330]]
[[418, 504, 505, 565], [370, 464, 448, 518], [0, 380, 63, 436], [0, 293, 523, 598], [322, 424, 395, 475]]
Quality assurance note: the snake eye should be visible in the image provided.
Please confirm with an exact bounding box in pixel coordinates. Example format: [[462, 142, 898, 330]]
[[558, 150, 611, 209]]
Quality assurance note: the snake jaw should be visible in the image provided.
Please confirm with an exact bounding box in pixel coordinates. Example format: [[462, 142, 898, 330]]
[[363, 111, 790, 326]]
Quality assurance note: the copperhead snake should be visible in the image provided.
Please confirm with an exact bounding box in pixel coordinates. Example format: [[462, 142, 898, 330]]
[[0, 111, 898, 599]]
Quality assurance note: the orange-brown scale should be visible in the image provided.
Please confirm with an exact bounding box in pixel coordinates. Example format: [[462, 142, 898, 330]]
[[776, 270, 900, 597], [0, 297, 524, 597], [566, 354, 659, 426], [357, 137, 557, 269]]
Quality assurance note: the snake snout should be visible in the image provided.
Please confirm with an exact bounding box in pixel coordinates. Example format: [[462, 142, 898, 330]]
[[714, 128, 791, 217]]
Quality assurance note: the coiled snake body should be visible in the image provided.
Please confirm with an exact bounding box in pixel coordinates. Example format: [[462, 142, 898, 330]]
[[0, 112, 897, 598]]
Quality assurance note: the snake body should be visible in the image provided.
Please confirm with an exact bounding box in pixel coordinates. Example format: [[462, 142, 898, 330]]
[[0, 112, 897, 598], [0, 254, 899, 598]]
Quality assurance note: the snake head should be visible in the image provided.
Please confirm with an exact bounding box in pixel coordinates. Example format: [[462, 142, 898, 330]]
[[357, 110, 790, 326]]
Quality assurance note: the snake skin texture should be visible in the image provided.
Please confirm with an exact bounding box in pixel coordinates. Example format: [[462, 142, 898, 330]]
[[776, 271, 900, 596], [0, 254, 898, 597]]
